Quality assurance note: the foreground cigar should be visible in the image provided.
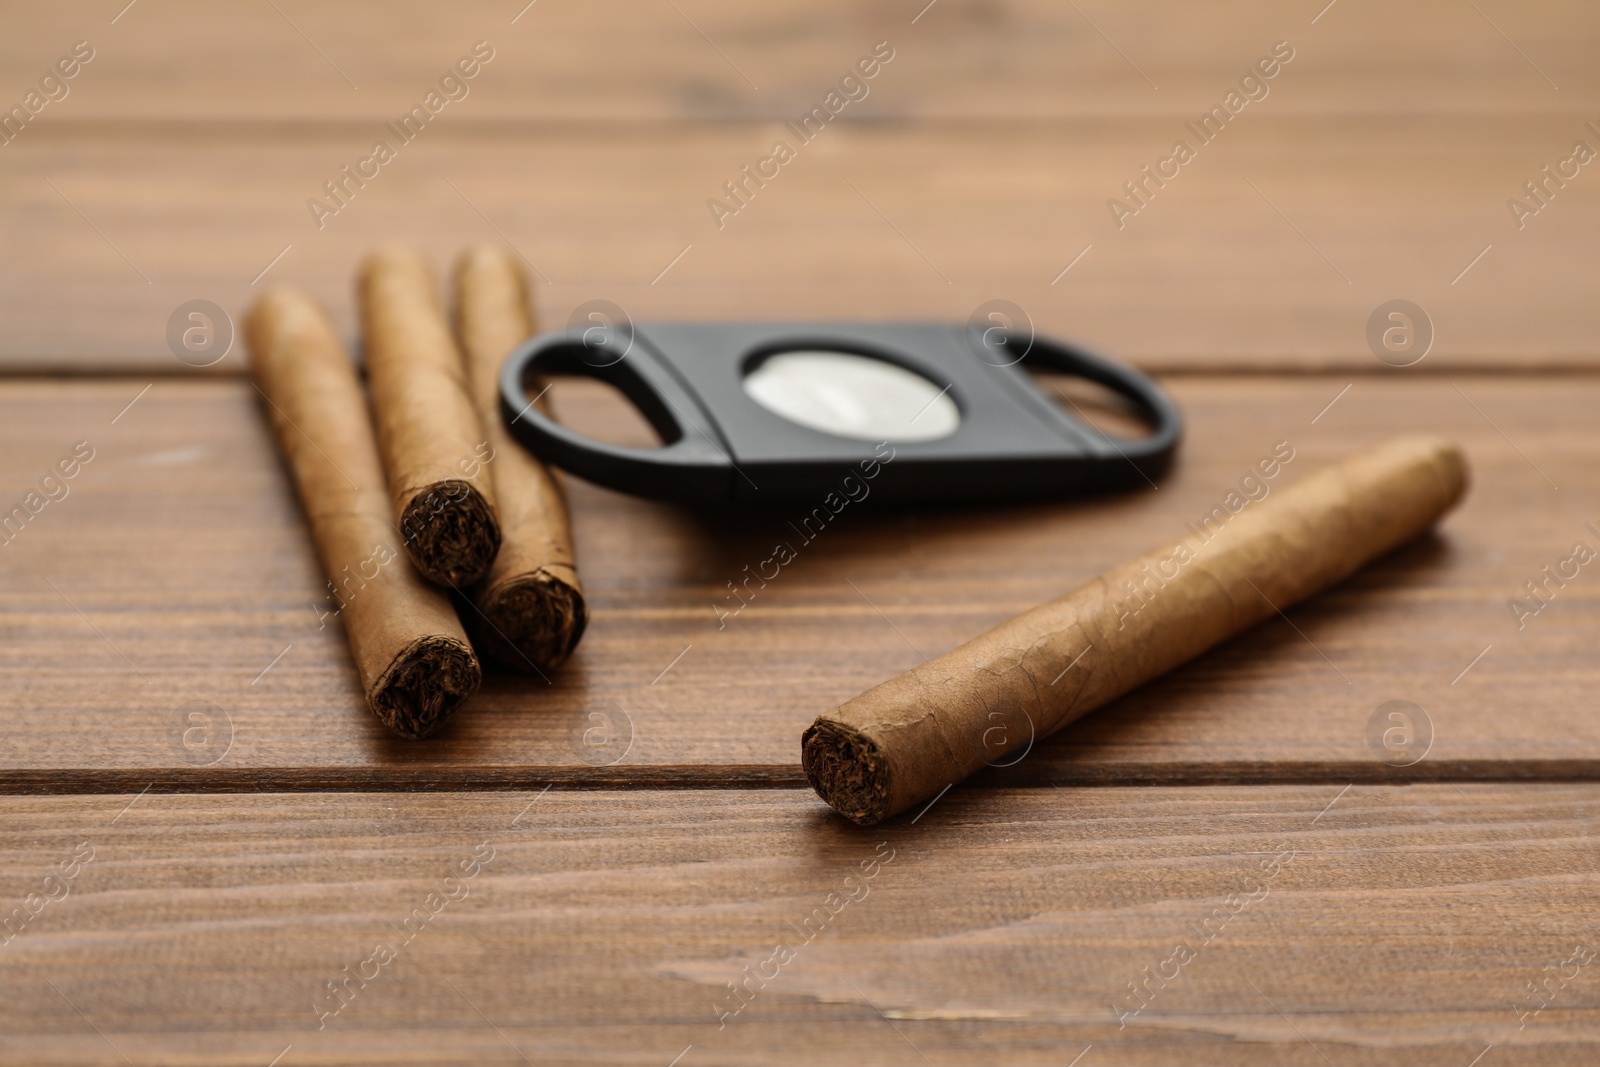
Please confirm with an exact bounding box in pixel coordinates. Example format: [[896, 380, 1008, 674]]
[[247, 289, 481, 739], [452, 246, 587, 671], [803, 434, 1469, 825], [359, 245, 501, 587]]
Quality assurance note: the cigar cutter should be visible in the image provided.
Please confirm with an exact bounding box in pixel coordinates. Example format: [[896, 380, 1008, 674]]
[[499, 321, 1181, 504]]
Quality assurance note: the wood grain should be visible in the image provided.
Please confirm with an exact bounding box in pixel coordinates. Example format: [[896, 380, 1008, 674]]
[[3, 6, 1595, 1055], [2, 374, 1597, 779], [5, 3, 1595, 372], [1, 115, 1597, 372], [0, 785, 1595, 1065], [2, 0, 1594, 123]]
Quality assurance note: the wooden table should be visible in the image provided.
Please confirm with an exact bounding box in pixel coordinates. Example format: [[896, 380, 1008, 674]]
[[3, 2, 1597, 1063]]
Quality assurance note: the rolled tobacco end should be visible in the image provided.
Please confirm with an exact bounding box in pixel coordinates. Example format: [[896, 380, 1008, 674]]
[[452, 244, 587, 672], [246, 287, 481, 739], [358, 244, 501, 587], [803, 434, 1470, 825]]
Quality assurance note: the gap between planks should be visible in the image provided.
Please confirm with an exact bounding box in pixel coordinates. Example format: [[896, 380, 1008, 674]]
[[8, 365, 1600, 381], [4, 759, 1600, 797]]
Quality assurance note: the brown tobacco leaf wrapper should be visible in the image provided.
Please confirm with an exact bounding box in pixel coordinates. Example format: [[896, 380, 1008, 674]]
[[452, 245, 587, 671], [359, 245, 501, 587], [246, 288, 481, 739], [803, 434, 1469, 825]]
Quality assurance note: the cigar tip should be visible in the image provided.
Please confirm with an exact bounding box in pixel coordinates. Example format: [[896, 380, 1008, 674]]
[[359, 243, 436, 288], [243, 287, 343, 381], [244, 285, 319, 329], [802, 718, 892, 826], [369, 635, 481, 739], [1423, 434, 1470, 505], [400, 481, 503, 587], [1380, 432, 1471, 511], [472, 572, 587, 673], [456, 243, 515, 272]]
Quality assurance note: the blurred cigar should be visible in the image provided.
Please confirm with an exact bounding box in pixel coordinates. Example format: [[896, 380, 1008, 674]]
[[246, 289, 481, 739], [803, 434, 1470, 825], [452, 246, 587, 672], [359, 245, 501, 587]]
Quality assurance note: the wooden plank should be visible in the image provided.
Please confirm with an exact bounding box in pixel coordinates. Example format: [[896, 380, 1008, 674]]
[[0, 784, 1596, 1064], [1, 115, 1597, 373], [1, 374, 1596, 779], [2, 0, 1594, 124]]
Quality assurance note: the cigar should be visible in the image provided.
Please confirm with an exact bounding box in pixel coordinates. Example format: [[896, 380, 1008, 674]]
[[359, 245, 501, 587], [452, 245, 587, 671], [246, 288, 481, 739], [802, 434, 1469, 825]]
